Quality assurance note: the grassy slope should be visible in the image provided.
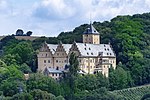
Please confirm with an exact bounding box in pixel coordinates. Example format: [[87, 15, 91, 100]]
[[112, 84, 150, 100], [0, 36, 39, 41]]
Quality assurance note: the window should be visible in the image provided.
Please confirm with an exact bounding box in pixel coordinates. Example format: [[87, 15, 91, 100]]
[[91, 53, 93, 55], [107, 53, 109, 55], [104, 45, 106, 47], [56, 60, 58, 63], [59, 73, 61, 76], [64, 60, 67, 63], [89, 48, 91, 50], [46, 54, 47, 57], [87, 52, 89, 55], [48, 60, 50, 63], [85, 48, 86, 50], [105, 48, 106, 51], [52, 73, 54, 76], [44, 60, 46, 63], [110, 53, 112, 55], [90, 60, 92, 62], [56, 67, 59, 70], [57, 53, 59, 56], [56, 74, 57, 76], [107, 48, 109, 51]]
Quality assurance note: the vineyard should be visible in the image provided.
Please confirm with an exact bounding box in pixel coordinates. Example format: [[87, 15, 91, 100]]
[[112, 84, 150, 100]]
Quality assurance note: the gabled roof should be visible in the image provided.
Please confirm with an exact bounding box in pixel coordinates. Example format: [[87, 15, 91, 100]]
[[83, 23, 99, 34], [62, 44, 72, 54], [47, 44, 72, 54], [47, 44, 57, 54]]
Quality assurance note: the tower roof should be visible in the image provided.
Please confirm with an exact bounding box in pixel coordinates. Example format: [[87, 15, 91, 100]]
[[83, 23, 99, 34]]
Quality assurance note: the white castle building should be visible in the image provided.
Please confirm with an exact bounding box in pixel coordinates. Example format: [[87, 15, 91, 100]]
[[37, 23, 116, 80]]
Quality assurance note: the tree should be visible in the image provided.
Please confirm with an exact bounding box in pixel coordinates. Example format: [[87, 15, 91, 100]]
[[69, 52, 79, 99], [26, 31, 32, 36], [0, 60, 6, 67], [30, 89, 56, 100], [69, 52, 79, 76], [11, 93, 33, 100], [0, 79, 26, 96], [2, 54, 17, 66], [109, 66, 132, 90], [9, 41, 34, 65], [16, 29, 24, 36], [26, 73, 62, 96], [18, 63, 32, 74]]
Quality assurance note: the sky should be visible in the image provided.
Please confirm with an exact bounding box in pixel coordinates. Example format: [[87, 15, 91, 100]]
[[0, 0, 150, 37]]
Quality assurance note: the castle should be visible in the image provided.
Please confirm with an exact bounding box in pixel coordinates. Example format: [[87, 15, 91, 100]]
[[37, 23, 116, 80]]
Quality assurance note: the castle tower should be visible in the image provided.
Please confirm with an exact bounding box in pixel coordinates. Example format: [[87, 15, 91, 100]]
[[83, 23, 100, 44]]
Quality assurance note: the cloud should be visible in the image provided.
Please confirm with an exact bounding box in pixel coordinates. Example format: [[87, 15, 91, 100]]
[[1, 0, 150, 37], [33, 0, 76, 20]]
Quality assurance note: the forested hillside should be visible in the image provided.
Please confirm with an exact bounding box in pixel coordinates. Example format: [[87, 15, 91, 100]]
[[33, 12, 150, 86], [0, 12, 150, 99]]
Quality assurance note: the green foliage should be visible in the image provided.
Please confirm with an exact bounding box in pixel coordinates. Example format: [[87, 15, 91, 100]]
[[26, 73, 62, 96], [141, 93, 150, 100], [10, 93, 33, 100], [76, 73, 109, 91], [18, 63, 32, 74], [2, 54, 17, 66], [0, 59, 7, 67], [0, 79, 26, 96], [74, 87, 124, 100], [109, 65, 133, 90], [69, 52, 79, 76], [30, 89, 56, 100], [113, 85, 150, 100]]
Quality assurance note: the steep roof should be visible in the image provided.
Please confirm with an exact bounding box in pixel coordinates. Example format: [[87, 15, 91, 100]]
[[75, 43, 115, 57], [47, 44, 72, 54], [47, 44, 57, 54], [83, 23, 99, 34], [62, 44, 72, 54], [47, 43, 115, 57]]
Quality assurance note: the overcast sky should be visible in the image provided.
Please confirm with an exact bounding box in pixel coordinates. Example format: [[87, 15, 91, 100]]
[[0, 0, 150, 37]]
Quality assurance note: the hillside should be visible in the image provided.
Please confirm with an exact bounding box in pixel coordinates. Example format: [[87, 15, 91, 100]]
[[112, 84, 150, 100], [0, 36, 39, 41], [33, 12, 150, 86], [0, 12, 150, 99]]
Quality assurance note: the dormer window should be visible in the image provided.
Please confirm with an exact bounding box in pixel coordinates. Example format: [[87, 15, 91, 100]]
[[105, 48, 106, 51], [91, 53, 93, 55], [107, 48, 109, 51], [85, 48, 86, 50], [87, 52, 89, 55], [107, 53, 109, 55], [89, 48, 91, 50]]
